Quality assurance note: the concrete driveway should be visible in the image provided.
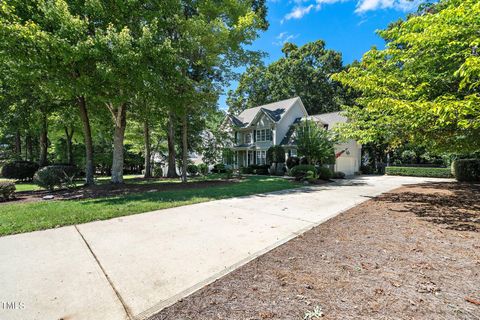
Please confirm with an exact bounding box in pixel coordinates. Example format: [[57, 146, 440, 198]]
[[0, 175, 451, 320]]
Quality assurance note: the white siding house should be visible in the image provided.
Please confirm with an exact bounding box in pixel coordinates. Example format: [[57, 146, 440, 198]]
[[223, 97, 362, 176]]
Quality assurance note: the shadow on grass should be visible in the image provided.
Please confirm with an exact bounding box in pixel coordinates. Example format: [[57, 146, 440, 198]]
[[81, 177, 310, 206], [375, 182, 480, 232]]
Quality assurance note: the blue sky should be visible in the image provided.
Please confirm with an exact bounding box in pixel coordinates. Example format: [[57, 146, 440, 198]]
[[218, 0, 423, 110]]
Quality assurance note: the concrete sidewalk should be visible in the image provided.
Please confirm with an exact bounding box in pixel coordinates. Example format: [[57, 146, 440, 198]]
[[0, 175, 450, 320]]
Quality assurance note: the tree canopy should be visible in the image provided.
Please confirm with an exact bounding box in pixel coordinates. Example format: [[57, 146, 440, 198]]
[[332, 0, 480, 154], [227, 40, 351, 115], [0, 0, 268, 183]]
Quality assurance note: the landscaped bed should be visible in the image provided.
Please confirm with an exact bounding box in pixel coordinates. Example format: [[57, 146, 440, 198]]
[[0, 175, 300, 236], [150, 182, 480, 320]]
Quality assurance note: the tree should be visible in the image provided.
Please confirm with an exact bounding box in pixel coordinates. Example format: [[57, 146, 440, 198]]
[[296, 120, 335, 165], [170, 0, 269, 182], [332, 0, 480, 154], [228, 40, 348, 115]]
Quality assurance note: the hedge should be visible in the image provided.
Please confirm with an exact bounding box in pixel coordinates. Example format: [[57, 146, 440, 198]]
[[385, 166, 452, 178], [289, 164, 316, 178], [452, 159, 480, 182], [1, 161, 39, 181]]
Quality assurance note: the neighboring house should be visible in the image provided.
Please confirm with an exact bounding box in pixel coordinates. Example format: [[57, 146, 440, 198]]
[[222, 97, 362, 175]]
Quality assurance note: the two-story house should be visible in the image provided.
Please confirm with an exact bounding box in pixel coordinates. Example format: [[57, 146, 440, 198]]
[[223, 97, 362, 175]]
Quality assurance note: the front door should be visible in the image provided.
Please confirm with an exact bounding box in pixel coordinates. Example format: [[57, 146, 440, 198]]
[[247, 151, 253, 166]]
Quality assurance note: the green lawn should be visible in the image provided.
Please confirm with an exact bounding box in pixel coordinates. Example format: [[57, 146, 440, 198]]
[[0, 174, 144, 192], [0, 176, 299, 236]]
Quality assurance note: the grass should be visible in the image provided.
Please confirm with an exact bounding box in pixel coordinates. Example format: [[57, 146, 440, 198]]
[[0, 175, 300, 236], [0, 174, 145, 192]]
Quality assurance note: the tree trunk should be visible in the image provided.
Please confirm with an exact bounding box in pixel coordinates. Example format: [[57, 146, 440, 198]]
[[181, 112, 188, 183], [110, 103, 127, 184], [77, 96, 95, 185], [143, 119, 152, 178], [14, 130, 21, 159], [166, 109, 178, 178], [65, 126, 74, 165], [39, 110, 48, 167], [26, 134, 33, 161]]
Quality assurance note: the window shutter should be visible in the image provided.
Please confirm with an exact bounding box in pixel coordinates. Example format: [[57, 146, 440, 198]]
[[234, 132, 238, 143], [253, 130, 256, 142]]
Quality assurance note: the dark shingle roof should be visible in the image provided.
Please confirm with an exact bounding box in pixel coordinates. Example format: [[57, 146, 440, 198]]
[[232, 97, 300, 127]]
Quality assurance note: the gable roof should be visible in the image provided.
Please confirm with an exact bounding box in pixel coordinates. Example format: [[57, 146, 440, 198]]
[[308, 111, 347, 128], [281, 111, 347, 146], [232, 97, 301, 127]]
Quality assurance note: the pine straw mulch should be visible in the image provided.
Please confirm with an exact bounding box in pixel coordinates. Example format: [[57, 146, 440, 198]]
[[150, 182, 480, 320]]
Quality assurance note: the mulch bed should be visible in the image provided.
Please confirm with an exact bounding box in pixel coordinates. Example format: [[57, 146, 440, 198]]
[[150, 182, 480, 320], [2, 179, 236, 205]]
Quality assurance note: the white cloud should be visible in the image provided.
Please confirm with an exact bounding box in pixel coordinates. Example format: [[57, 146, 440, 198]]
[[355, 0, 422, 13], [281, 0, 423, 20], [283, 4, 316, 21], [273, 32, 300, 45]]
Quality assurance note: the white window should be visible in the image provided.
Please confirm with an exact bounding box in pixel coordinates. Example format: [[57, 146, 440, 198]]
[[245, 133, 252, 144], [256, 150, 266, 165], [256, 129, 272, 142], [290, 149, 297, 157]]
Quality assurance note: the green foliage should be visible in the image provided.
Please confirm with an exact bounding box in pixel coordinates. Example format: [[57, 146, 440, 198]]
[[333, 0, 480, 153], [452, 159, 480, 182], [1, 161, 39, 181], [211, 163, 227, 173], [197, 163, 209, 175], [385, 166, 452, 178], [296, 120, 335, 165], [289, 164, 316, 178], [317, 167, 333, 180], [33, 165, 77, 191], [240, 166, 254, 174], [266, 146, 286, 165], [187, 164, 199, 176], [227, 41, 351, 115], [249, 164, 270, 175], [152, 166, 163, 178], [0, 180, 15, 201]]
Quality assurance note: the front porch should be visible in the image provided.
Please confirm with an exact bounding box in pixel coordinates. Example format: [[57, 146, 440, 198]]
[[234, 149, 257, 169]]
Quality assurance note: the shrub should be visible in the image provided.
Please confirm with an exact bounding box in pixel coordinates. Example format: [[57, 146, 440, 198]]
[[187, 164, 199, 176], [1, 161, 39, 181], [153, 166, 163, 178], [333, 171, 346, 179], [289, 164, 316, 178], [266, 146, 286, 165], [452, 159, 480, 182], [33, 165, 77, 191], [305, 170, 316, 183], [317, 166, 333, 180], [198, 163, 209, 175], [211, 163, 226, 173], [225, 168, 234, 179], [0, 180, 15, 201], [249, 164, 270, 175], [240, 166, 254, 174], [385, 166, 452, 178], [286, 156, 300, 169]]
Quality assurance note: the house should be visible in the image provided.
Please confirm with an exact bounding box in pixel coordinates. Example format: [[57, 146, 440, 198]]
[[223, 97, 362, 175]]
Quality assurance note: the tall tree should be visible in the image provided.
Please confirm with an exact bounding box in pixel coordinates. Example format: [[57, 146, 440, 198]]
[[332, 0, 480, 153], [228, 40, 347, 115]]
